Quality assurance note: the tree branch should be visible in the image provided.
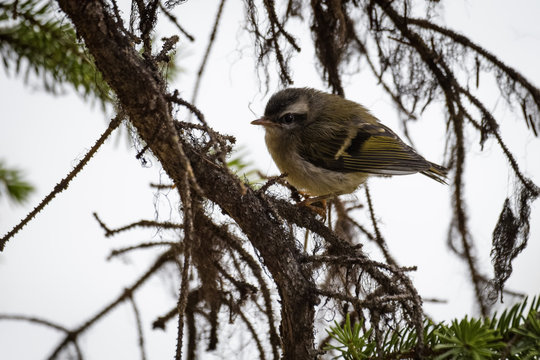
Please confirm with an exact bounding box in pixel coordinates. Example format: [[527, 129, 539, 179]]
[[0, 115, 122, 251]]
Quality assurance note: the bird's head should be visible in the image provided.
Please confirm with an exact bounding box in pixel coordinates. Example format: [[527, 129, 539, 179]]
[[251, 88, 315, 135]]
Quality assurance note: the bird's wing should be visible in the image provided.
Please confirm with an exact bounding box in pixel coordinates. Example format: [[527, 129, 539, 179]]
[[300, 121, 431, 175]]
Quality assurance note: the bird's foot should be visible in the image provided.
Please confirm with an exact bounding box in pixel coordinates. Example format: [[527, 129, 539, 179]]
[[298, 194, 333, 218]]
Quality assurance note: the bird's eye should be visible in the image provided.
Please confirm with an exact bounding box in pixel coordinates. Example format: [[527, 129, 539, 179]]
[[280, 113, 296, 124]]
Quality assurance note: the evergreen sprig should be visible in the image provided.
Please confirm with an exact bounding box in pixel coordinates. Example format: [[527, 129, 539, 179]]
[[0, 0, 112, 107], [0, 160, 34, 204], [226, 147, 262, 186], [325, 316, 376, 359], [325, 296, 540, 359]]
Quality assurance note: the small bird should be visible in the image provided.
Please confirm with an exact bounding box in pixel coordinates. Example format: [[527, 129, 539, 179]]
[[251, 88, 447, 201]]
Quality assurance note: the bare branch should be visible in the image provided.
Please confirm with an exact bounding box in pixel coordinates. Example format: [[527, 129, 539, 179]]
[[158, 3, 195, 42], [189, 0, 228, 108], [128, 294, 147, 360], [108, 241, 180, 260], [0, 314, 69, 333], [174, 240, 192, 360], [93, 212, 183, 237], [46, 250, 172, 359], [364, 184, 397, 266], [0, 116, 122, 251]]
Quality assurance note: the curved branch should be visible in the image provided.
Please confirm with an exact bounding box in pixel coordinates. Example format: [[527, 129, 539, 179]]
[[0, 314, 69, 333], [407, 17, 540, 123], [457, 86, 540, 194], [372, 0, 491, 316]]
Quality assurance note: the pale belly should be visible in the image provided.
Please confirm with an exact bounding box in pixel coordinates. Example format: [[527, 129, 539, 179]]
[[266, 134, 367, 196]]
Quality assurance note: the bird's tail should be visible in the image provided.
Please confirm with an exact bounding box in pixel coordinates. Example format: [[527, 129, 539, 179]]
[[421, 162, 448, 184]]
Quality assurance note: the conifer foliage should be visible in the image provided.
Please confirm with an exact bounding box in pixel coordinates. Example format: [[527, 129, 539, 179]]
[[326, 296, 540, 359]]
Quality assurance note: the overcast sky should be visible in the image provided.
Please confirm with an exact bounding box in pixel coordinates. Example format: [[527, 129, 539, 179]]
[[1, 0, 539, 359]]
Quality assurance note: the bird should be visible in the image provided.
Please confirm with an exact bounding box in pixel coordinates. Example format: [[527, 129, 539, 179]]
[[251, 87, 447, 203]]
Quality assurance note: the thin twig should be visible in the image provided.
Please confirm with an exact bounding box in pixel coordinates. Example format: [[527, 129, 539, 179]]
[[303, 254, 417, 274], [372, 0, 490, 316], [153, 307, 177, 330], [364, 184, 397, 266], [46, 250, 172, 360], [93, 212, 183, 237], [128, 293, 147, 360], [458, 87, 540, 194], [189, 0, 227, 108], [317, 289, 415, 308], [150, 183, 175, 189], [174, 243, 191, 360], [406, 17, 540, 109], [256, 173, 288, 194], [222, 294, 267, 360], [175, 168, 194, 360], [196, 213, 280, 360], [168, 92, 232, 165], [0, 314, 68, 332], [158, 3, 195, 41], [0, 116, 122, 251], [108, 241, 181, 260]]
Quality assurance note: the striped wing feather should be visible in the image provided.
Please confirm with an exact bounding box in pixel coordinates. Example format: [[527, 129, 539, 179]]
[[300, 122, 433, 176]]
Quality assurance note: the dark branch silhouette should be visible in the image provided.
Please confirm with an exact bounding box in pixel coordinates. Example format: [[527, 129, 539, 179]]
[[0, 116, 122, 250]]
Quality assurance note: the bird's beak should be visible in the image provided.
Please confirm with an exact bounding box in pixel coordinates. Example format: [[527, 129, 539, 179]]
[[251, 117, 275, 127]]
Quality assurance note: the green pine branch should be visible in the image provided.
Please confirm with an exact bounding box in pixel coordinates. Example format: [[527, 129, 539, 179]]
[[227, 146, 264, 186], [325, 296, 540, 359], [0, 160, 34, 204], [0, 0, 181, 109], [0, 0, 112, 107]]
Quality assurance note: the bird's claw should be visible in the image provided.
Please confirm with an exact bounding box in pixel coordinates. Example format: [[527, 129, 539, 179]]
[[298, 194, 332, 218]]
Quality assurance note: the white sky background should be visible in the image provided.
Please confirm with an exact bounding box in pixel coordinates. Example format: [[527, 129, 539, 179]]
[[1, 0, 539, 359]]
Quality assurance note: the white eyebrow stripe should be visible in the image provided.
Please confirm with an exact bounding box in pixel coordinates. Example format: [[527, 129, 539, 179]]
[[279, 100, 308, 117]]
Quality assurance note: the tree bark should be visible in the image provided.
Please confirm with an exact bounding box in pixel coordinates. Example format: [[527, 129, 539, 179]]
[[55, 1, 318, 358]]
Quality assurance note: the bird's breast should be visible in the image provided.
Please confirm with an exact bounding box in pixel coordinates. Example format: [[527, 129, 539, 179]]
[[264, 132, 367, 196]]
